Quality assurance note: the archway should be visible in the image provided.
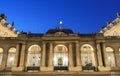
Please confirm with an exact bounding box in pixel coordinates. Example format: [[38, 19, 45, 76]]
[[27, 44, 41, 71], [81, 44, 95, 70], [54, 44, 68, 71], [106, 47, 115, 67], [7, 47, 16, 68]]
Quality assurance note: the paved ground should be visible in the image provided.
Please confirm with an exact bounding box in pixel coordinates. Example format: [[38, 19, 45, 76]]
[[0, 72, 120, 76]]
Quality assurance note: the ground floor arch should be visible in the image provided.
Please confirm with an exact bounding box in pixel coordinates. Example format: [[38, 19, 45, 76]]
[[80, 44, 96, 71], [54, 44, 68, 71]]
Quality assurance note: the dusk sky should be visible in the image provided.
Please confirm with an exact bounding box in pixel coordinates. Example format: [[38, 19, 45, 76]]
[[0, 0, 120, 34]]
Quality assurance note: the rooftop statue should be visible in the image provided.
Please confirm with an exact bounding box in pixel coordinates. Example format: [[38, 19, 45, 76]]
[[117, 12, 120, 18], [0, 14, 7, 20]]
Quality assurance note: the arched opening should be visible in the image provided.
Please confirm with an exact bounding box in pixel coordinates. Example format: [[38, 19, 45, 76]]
[[27, 44, 41, 71], [7, 47, 16, 68], [81, 44, 95, 71], [106, 47, 115, 67], [0, 48, 3, 67], [54, 44, 68, 71]]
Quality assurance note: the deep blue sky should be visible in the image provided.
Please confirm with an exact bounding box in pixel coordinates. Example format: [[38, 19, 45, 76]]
[[0, 0, 120, 34]]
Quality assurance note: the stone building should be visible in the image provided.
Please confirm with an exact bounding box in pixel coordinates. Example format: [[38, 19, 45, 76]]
[[0, 13, 120, 76]]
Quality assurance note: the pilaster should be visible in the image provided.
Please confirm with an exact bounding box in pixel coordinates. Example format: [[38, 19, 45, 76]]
[[68, 43, 74, 71], [97, 43, 104, 71], [18, 44, 26, 71], [40, 42, 49, 71], [48, 43, 54, 71], [1, 52, 7, 71], [75, 42, 82, 71]]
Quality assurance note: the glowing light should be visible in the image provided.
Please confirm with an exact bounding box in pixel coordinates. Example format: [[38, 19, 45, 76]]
[[10, 57, 14, 61]]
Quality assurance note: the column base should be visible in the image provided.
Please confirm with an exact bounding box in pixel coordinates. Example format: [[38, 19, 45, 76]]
[[69, 66, 82, 72], [12, 67, 24, 72], [40, 66, 53, 72], [98, 66, 111, 72], [0, 68, 4, 71]]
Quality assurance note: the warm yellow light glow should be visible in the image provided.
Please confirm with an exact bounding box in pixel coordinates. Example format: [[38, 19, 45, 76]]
[[10, 57, 14, 61]]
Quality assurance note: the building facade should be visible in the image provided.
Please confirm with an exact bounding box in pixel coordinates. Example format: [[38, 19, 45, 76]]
[[0, 13, 120, 76]]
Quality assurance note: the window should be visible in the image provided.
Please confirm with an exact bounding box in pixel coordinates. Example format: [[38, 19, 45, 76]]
[[106, 47, 115, 67], [0, 48, 3, 66], [27, 45, 41, 67], [81, 44, 95, 66], [7, 47, 16, 67]]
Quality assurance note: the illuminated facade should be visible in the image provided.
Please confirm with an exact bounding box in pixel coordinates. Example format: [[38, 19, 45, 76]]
[[0, 13, 120, 76]]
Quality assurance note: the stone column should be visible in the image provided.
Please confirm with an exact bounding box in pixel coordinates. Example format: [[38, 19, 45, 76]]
[[1, 51, 7, 71], [48, 43, 53, 71], [14, 44, 20, 67], [102, 43, 109, 67], [12, 44, 20, 72], [18, 44, 26, 71], [97, 43, 105, 71], [97, 43, 103, 67], [99, 43, 111, 71], [12, 43, 26, 72], [41, 42, 46, 67], [40, 42, 47, 71], [75, 42, 82, 71], [68, 43, 74, 71]]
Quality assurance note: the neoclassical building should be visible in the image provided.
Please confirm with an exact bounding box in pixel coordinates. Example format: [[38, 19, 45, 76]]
[[0, 13, 120, 76]]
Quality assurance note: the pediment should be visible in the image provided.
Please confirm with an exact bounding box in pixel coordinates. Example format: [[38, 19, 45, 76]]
[[100, 18, 120, 36], [0, 19, 19, 37]]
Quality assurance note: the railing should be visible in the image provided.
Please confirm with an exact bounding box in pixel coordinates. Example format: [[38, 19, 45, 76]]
[[54, 66, 68, 70], [27, 66, 40, 71], [82, 66, 95, 70]]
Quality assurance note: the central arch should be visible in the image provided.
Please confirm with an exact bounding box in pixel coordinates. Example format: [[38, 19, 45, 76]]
[[26, 44, 41, 71], [54, 44, 68, 71]]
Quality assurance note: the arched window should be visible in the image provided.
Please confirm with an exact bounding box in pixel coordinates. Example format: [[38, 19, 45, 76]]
[[27, 44, 41, 67], [7, 47, 16, 67], [0, 48, 3, 66], [106, 47, 115, 67], [81, 44, 95, 66], [54, 44, 68, 67]]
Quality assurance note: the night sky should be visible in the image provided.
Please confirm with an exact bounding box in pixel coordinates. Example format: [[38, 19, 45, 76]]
[[0, 0, 120, 34]]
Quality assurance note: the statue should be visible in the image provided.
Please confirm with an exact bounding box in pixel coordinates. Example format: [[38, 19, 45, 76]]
[[117, 12, 120, 18], [12, 21, 14, 27], [0, 14, 7, 20]]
